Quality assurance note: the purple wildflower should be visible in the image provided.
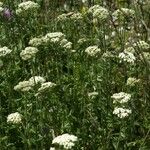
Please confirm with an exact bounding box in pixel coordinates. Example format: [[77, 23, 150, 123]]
[[3, 8, 12, 19]]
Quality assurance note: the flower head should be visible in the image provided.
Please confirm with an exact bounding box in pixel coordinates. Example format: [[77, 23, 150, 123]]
[[52, 133, 78, 149], [0, 46, 12, 57], [7, 112, 22, 124], [16, 1, 39, 16], [111, 92, 131, 103], [85, 46, 101, 56], [20, 47, 38, 60], [113, 107, 132, 118], [14, 80, 33, 92], [119, 51, 136, 63]]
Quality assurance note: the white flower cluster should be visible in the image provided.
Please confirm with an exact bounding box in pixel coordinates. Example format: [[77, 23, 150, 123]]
[[142, 52, 150, 61], [29, 32, 72, 49], [135, 40, 149, 50], [85, 46, 101, 56], [0, 46, 12, 57], [20, 47, 38, 60], [29, 37, 43, 47], [14, 80, 33, 92], [124, 47, 135, 53], [0, 2, 3, 12], [111, 92, 131, 103], [52, 133, 78, 149], [16, 1, 39, 15], [14, 76, 45, 92], [118, 51, 136, 63], [113, 107, 132, 118], [113, 8, 135, 21], [57, 12, 83, 22], [126, 77, 140, 86], [70, 12, 83, 21], [7, 112, 22, 124], [29, 76, 46, 85], [88, 5, 109, 20], [38, 82, 56, 93]]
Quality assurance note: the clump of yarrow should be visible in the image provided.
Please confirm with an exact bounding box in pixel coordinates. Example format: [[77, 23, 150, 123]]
[[29, 76, 46, 85], [20, 47, 38, 60], [0, 46, 12, 57], [126, 77, 140, 86], [85, 46, 101, 56], [14, 80, 33, 92], [38, 82, 56, 92], [111, 92, 131, 103], [51, 133, 78, 149], [29, 37, 44, 47], [112, 8, 135, 21], [88, 5, 109, 21], [0, 2, 4, 13], [118, 51, 136, 63], [7, 112, 22, 124], [16, 1, 39, 15], [14, 76, 46, 92], [134, 40, 149, 51], [113, 107, 132, 118], [57, 12, 83, 23], [29, 32, 72, 49]]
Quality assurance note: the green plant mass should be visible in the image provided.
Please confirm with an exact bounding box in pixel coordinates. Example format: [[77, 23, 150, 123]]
[[0, 0, 150, 150]]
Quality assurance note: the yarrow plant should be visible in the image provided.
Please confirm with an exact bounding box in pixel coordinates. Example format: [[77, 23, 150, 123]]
[[118, 51, 136, 63], [7, 112, 22, 124], [113, 107, 132, 118], [51, 133, 78, 149], [20, 47, 38, 60], [1, 0, 150, 149], [16, 1, 39, 16], [85, 45, 101, 56], [0, 46, 12, 57], [111, 92, 131, 104]]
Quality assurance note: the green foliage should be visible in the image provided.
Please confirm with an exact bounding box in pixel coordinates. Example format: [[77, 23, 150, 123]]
[[0, 0, 150, 149]]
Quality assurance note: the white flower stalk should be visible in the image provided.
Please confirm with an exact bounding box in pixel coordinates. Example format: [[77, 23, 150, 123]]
[[127, 77, 140, 86], [16, 1, 39, 15], [111, 92, 131, 103], [38, 82, 56, 92], [88, 5, 109, 20], [14, 80, 33, 92], [136, 40, 149, 50], [29, 76, 46, 85], [0, 47, 12, 57], [29, 37, 43, 47], [20, 47, 38, 60], [113, 107, 132, 118], [52, 133, 78, 149], [85, 46, 101, 56], [119, 51, 136, 63], [7, 112, 22, 124], [113, 8, 135, 21]]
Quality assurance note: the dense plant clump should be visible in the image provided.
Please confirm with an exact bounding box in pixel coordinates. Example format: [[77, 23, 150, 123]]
[[0, 0, 150, 149]]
